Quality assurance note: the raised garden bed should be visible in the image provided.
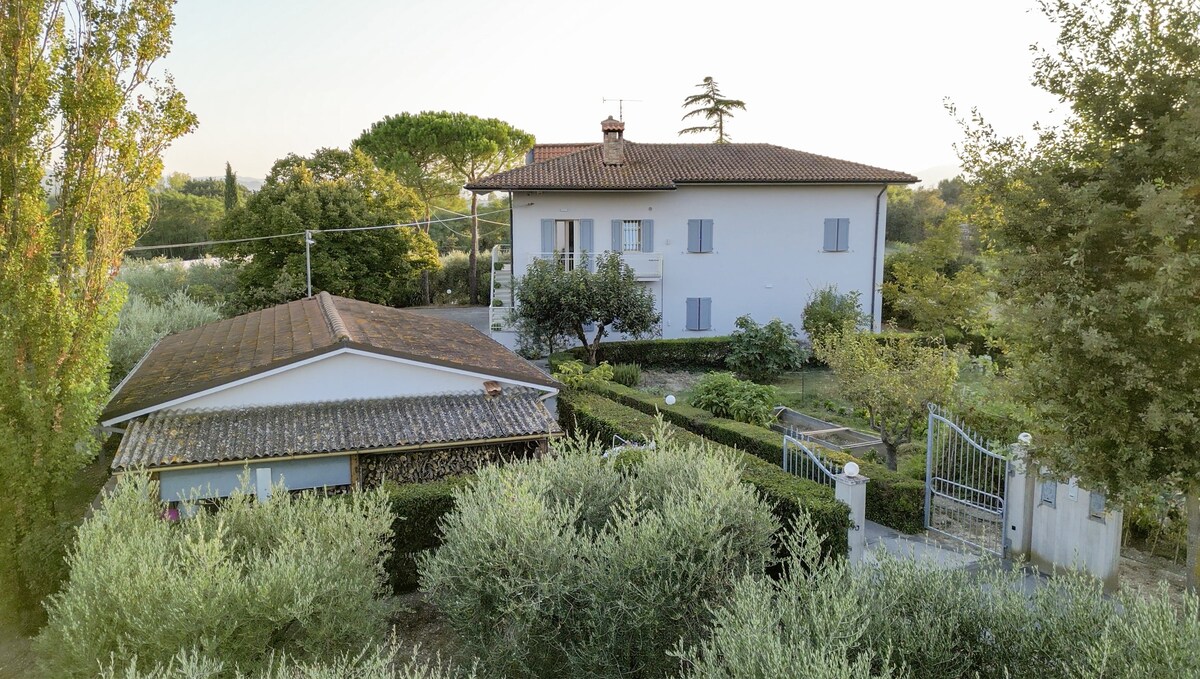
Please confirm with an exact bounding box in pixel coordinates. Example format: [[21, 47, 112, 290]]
[[771, 406, 884, 457]]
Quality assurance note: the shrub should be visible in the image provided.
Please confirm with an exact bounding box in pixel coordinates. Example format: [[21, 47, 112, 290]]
[[382, 476, 473, 593], [109, 290, 222, 385], [610, 362, 641, 387], [419, 432, 778, 679], [118, 257, 240, 308], [726, 315, 807, 381], [582, 380, 926, 534], [38, 475, 396, 679], [685, 522, 1200, 679], [431, 250, 492, 305], [98, 644, 476, 679], [802, 285, 868, 348], [555, 389, 850, 560], [552, 359, 614, 388], [549, 336, 733, 372], [690, 371, 778, 426]]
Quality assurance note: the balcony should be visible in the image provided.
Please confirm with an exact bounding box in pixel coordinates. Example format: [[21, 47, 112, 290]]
[[528, 251, 663, 281]]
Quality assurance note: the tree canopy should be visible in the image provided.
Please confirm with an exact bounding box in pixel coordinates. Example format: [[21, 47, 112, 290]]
[[132, 190, 224, 259], [514, 253, 660, 362], [216, 148, 438, 309], [0, 0, 195, 629], [958, 0, 1200, 587], [356, 111, 533, 304], [679, 77, 747, 143]]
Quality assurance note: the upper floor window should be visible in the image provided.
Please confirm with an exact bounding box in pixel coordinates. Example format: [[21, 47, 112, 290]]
[[622, 220, 642, 251], [823, 218, 850, 252]]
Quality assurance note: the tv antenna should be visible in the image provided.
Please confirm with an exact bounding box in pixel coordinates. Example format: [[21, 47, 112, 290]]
[[602, 97, 642, 121]]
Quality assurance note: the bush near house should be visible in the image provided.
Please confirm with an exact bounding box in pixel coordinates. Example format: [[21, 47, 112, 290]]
[[382, 476, 474, 593], [557, 389, 850, 559], [610, 362, 641, 387], [726, 315, 807, 381], [550, 336, 734, 372], [690, 371, 778, 426], [38, 475, 396, 679], [419, 431, 778, 679], [583, 381, 926, 534]]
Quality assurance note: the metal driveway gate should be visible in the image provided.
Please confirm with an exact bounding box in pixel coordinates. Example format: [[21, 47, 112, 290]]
[[925, 405, 1009, 557]]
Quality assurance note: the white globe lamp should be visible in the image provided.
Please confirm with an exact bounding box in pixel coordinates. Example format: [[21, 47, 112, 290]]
[[844, 461, 860, 477], [665, 394, 677, 406]]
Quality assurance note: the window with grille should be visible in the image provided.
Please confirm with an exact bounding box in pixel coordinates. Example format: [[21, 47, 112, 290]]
[[622, 220, 642, 251]]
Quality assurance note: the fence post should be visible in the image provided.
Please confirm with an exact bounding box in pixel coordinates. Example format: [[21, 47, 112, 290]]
[[834, 469, 870, 565], [1005, 439, 1036, 561]]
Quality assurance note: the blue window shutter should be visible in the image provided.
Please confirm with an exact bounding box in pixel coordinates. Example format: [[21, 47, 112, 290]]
[[611, 219, 622, 252], [685, 298, 699, 331], [837, 218, 849, 251], [641, 219, 654, 253], [541, 219, 555, 253], [699, 297, 712, 330], [579, 219, 594, 254], [823, 218, 838, 251], [687, 219, 701, 253], [701, 219, 714, 252], [583, 321, 596, 333]]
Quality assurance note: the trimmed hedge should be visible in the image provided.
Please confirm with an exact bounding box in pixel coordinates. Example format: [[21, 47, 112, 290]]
[[558, 389, 851, 560], [585, 380, 927, 534], [382, 475, 473, 593], [550, 336, 734, 371]]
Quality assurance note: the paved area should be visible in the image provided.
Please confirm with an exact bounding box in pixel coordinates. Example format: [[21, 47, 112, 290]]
[[406, 305, 490, 334], [863, 521, 982, 570]]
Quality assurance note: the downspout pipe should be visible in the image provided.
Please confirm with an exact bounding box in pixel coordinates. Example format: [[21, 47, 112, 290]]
[[869, 186, 887, 331]]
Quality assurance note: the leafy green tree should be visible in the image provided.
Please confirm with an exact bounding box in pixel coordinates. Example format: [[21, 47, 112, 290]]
[[882, 209, 988, 339], [957, 0, 1200, 589], [216, 148, 438, 309], [937, 175, 968, 205], [357, 111, 532, 304], [679, 76, 747, 143], [0, 0, 195, 630], [223, 161, 240, 212], [132, 190, 224, 259], [514, 253, 661, 365], [814, 330, 959, 470], [886, 185, 949, 244]]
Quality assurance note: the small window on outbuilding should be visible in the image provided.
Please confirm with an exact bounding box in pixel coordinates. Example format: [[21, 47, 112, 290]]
[[1040, 479, 1057, 507]]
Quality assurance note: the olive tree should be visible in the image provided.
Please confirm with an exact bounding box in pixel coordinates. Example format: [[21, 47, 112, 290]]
[[513, 253, 660, 363]]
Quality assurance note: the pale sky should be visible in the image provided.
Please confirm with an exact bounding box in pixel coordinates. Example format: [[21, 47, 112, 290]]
[[161, 0, 1066, 185]]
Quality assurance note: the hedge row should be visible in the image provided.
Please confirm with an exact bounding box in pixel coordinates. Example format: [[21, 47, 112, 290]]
[[382, 476, 473, 593], [550, 336, 734, 371], [585, 381, 927, 534], [558, 389, 851, 560]]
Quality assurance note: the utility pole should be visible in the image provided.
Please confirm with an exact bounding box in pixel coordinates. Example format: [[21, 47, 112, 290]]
[[304, 230, 314, 297], [602, 97, 642, 122]]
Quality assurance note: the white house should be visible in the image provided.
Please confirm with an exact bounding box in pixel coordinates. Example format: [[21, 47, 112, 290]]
[[468, 118, 918, 345], [100, 292, 561, 503]]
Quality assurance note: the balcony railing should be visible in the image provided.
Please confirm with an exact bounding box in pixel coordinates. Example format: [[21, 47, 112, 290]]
[[529, 251, 662, 281]]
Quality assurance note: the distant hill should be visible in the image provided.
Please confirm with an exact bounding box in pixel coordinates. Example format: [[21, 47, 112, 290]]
[[191, 175, 263, 192], [913, 164, 962, 188]]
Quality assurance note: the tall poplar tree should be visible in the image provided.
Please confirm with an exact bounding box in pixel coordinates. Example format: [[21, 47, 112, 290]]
[[223, 161, 239, 212], [959, 0, 1200, 589], [0, 0, 195, 628]]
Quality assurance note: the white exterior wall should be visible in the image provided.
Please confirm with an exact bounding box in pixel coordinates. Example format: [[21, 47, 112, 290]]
[[1029, 478, 1123, 590], [176, 351, 545, 411], [506, 184, 888, 339]]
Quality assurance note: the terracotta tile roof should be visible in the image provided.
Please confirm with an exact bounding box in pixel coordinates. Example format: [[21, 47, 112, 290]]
[[469, 142, 918, 191], [102, 292, 559, 423], [529, 143, 596, 164], [112, 388, 561, 470]]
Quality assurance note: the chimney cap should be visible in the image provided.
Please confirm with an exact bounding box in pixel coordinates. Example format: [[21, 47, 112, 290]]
[[601, 116, 625, 132]]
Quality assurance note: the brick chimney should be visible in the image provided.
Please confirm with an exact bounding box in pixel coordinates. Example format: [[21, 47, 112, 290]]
[[601, 116, 625, 166]]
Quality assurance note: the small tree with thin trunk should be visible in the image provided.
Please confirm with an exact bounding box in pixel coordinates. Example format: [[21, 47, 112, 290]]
[[814, 329, 959, 471], [514, 253, 660, 363], [679, 77, 747, 143]]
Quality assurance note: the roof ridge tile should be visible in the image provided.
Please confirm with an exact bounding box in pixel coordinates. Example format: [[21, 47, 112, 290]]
[[317, 291, 352, 342]]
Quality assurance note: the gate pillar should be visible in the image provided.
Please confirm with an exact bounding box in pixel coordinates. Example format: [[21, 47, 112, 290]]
[[1005, 439, 1037, 560], [835, 466, 870, 565]]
